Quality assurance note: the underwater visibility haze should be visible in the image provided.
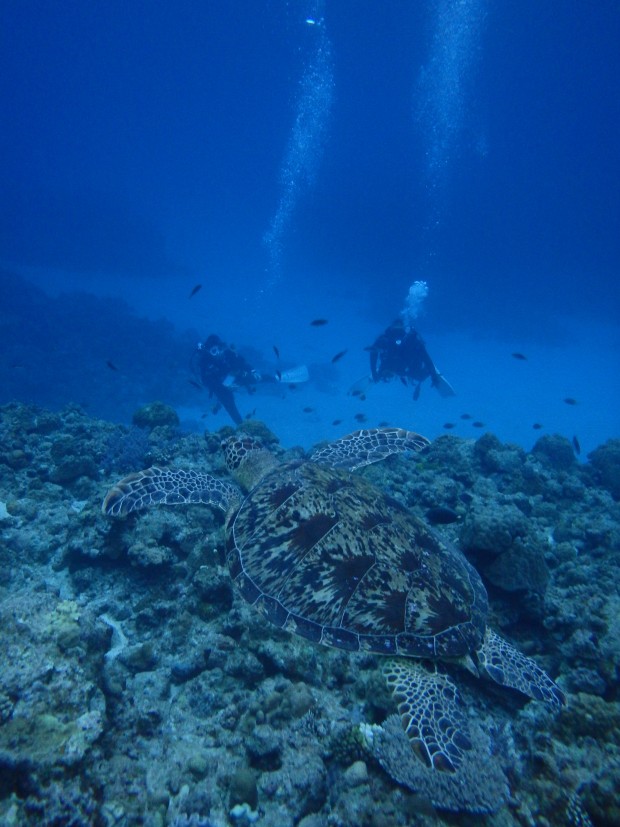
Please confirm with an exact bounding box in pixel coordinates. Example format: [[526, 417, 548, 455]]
[[0, 2, 619, 825]]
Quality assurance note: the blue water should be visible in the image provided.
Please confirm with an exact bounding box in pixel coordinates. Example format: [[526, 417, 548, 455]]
[[1, 1, 618, 454]]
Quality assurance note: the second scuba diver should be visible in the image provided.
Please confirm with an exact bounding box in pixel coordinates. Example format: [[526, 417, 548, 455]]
[[366, 318, 455, 400]]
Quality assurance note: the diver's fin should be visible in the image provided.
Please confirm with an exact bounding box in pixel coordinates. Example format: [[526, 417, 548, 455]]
[[348, 374, 374, 396], [433, 373, 456, 397], [278, 365, 309, 384]]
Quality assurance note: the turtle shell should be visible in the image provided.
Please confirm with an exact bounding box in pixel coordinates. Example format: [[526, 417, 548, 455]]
[[225, 460, 488, 660]]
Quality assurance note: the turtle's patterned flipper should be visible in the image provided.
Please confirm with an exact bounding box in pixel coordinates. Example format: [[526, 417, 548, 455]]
[[102, 467, 240, 516], [477, 628, 566, 709], [310, 427, 430, 472], [383, 659, 473, 773]]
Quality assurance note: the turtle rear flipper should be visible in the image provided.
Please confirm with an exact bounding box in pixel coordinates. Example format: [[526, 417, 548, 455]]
[[477, 628, 566, 709], [383, 659, 473, 773], [102, 467, 240, 516], [310, 427, 430, 472]]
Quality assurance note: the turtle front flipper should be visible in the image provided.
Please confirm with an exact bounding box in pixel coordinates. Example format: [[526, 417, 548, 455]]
[[383, 659, 473, 773], [477, 628, 566, 709], [102, 467, 240, 516], [310, 427, 430, 472]]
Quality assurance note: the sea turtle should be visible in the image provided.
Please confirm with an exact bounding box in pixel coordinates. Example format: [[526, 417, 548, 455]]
[[102, 427, 564, 775]]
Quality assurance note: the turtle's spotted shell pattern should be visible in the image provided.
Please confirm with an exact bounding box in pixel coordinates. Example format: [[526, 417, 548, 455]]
[[226, 460, 487, 659]]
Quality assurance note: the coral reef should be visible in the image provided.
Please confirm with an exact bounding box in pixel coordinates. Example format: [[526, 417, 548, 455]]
[[0, 402, 618, 825]]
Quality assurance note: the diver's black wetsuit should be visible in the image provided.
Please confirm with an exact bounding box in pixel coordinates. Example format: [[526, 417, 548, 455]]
[[367, 320, 439, 397], [198, 336, 257, 425]]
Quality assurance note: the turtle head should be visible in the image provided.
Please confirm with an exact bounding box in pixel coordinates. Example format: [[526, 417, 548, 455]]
[[222, 434, 278, 490]]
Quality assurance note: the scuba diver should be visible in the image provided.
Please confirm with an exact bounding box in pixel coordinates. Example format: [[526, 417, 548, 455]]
[[195, 334, 261, 425], [366, 319, 455, 400], [195, 334, 309, 425]]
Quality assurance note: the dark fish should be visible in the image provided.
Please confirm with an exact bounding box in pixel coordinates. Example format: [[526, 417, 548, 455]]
[[310, 318, 328, 326], [511, 352, 527, 360], [400, 377, 408, 386], [572, 435, 581, 455], [426, 506, 460, 525], [288, 384, 297, 390], [245, 408, 257, 420], [443, 422, 456, 430], [351, 389, 362, 397], [532, 422, 543, 430], [10, 361, 24, 369], [273, 345, 280, 359], [303, 406, 314, 413], [188, 379, 202, 389], [332, 419, 343, 426], [413, 383, 421, 401], [378, 420, 390, 427], [275, 370, 282, 382], [460, 413, 472, 420], [459, 492, 474, 505], [106, 360, 119, 371], [354, 413, 367, 423], [189, 284, 202, 298], [564, 397, 578, 405], [359, 394, 366, 401], [472, 421, 485, 428], [331, 349, 348, 363]]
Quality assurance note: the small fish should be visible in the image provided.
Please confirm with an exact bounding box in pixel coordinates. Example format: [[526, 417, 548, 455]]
[[200, 412, 208, 419], [332, 419, 343, 426], [564, 397, 578, 405], [303, 406, 314, 413], [511, 352, 527, 360], [275, 370, 282, 382], [354, 413, 367, 423], [189, 284, 202, 298], [413, 383, 421, 401], [400, 377, 408, 386], [472, 421, 485, 428], [460, 413, 472, 420], [351, 389, 362, 397], [378, 420, 390, 427], [245, 408, 257, 420], [273, 345, 280, 359], [532, 422, 543, 430], [459, 492, 474, 505], [288, 384, 298, 390], [188, 379, 202, 389], [426, 506, 460, 525], [359, 394, 366, 401], [331, 349, 348, 363], [572, 435, 581, 455], [310, 318, 328, 326], [443, 422, 456, 430], [106, 360, 119, 371]]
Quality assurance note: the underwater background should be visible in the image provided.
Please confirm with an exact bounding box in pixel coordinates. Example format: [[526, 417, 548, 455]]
[[1, 2, 619, 825], [1, 0, 618, 452]]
